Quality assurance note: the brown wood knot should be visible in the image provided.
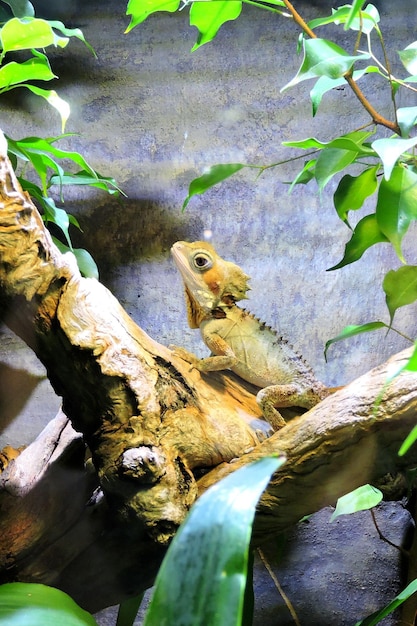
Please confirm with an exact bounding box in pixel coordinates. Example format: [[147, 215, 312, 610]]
[[117, 446, 166, 484]]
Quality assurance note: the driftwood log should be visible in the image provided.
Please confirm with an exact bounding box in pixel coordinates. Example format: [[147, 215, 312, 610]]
[[0, 129, 417, 612]]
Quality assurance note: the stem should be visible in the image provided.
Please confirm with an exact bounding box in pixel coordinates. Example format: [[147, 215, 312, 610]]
[[281, 0, 401, 135]]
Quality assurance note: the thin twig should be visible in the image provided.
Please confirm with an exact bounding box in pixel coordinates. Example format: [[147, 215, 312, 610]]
[[370, 508, 409, 557], [257, 547, 301, 626]]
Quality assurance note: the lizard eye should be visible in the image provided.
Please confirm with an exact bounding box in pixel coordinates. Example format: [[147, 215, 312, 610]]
[[193, 253, 212, 271]]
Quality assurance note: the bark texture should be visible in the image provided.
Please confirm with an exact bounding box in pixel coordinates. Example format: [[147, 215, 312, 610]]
[[0, 130, 417, 611]]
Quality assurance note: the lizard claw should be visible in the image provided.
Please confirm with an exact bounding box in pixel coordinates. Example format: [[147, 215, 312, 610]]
[[169, 345, 200, 370]]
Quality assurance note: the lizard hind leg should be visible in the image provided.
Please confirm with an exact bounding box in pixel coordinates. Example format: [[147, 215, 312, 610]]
[[256, 383, 304, 431]]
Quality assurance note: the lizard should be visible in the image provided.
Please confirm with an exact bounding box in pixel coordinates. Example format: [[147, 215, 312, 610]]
[[171, 240, 330, 431]]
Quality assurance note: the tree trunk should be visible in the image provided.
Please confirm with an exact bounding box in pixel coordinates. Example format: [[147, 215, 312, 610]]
[[0, 129, 416, 612]]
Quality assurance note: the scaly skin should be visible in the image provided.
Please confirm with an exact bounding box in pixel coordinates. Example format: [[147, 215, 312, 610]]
[[171, 241, 329, 431]]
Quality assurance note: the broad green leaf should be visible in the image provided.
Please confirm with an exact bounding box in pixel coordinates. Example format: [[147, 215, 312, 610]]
[[330, 484, 382, 521], [399, 422, 417, 456], [53, 238, 99, 279], [0, 582, 98, 625], [0, 56, 55, 90], [281, 38, 370, 92], [143, 456, 284, 626], [0, 17, 68, 54], [398, 41, 417, 76], [383, 265, 417, 325], [324, 321, 387, 361], [334, 166, 379, 223], [355, 579, 417, 626], [327, 213, 389, 270], [3, 0, 34, 18], [125, 0, 180, 32], [190, 1, 242, 51], [19, 85, 70, 131], [372, 136, 417, 180], [315, 147, 358, 190], [375, 166, 417, 262], [183, 163, 245, 209], [397, 106, 417, 138]]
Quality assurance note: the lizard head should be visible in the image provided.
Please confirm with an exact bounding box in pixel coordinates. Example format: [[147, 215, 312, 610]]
[[171, 241, 250, 328]]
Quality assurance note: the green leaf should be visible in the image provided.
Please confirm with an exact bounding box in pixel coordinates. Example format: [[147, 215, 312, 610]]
[[397, 106, 417, 138], [310, 67, 379, 116], [281, 38, 370, 92], [190, 1, 242, 51], [116, 594, 144, 626], [308, 4, 379, 35], [49, 170, 123, 196], [18, 85, 70, 131], [399, 422, 417, 457], [183, 163, 245, 209], [398, 41, 417, 75], [0, 55, 55, 90], [47, 21, 95, 57], [334, 166, 379, 224], [125, 0, 180, 32], [3, 0, 34, 18], [143, 456, 285, 626], [53, 238, 99, 279], [375, 165, 417, 262], [286, 159, 316, 191], [355, 579, 417, 626], [327, 214, 389, 271], [383, 265, 417, 325], [330, 485, 382, 522], [0, 582, 98, 625], [283, 130, 375, 155], [0, 17, 68, 55], [315, 147, 358, 190], [324, 322, 387, 361], [372, 136, 417, 181]]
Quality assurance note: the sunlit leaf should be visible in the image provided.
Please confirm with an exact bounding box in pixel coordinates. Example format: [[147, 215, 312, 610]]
[[334, 166, 379, 224], [355, 579, 417, 626], [283, 130, 374, 155], [327, 213, 389, 270], [0, 582, 98, 625], [330, 485, 382, 522], [143, 456, 284, 626], [281, 38, 370, 92], [397, 106, 417, 138], [375, 165, 417, 262], [342, 3, 379, 33], [0, 17, 68, 54], [398, 41, 417, 76], [383, 265, 417, 325], [190, 1, 242, 51], [183, 163, 245, 209], [324, 321, 387, 360], [372, 136, 417, 180], [18, 85, 70, 131], [125, 0, 180, 32], [0, 55, 55, 90]]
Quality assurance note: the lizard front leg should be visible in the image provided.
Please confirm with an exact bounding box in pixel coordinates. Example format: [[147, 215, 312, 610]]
[[171, 334, 238, 373]]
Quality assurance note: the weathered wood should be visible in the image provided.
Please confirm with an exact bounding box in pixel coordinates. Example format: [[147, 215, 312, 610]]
[[1, 128, 417, 612]]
